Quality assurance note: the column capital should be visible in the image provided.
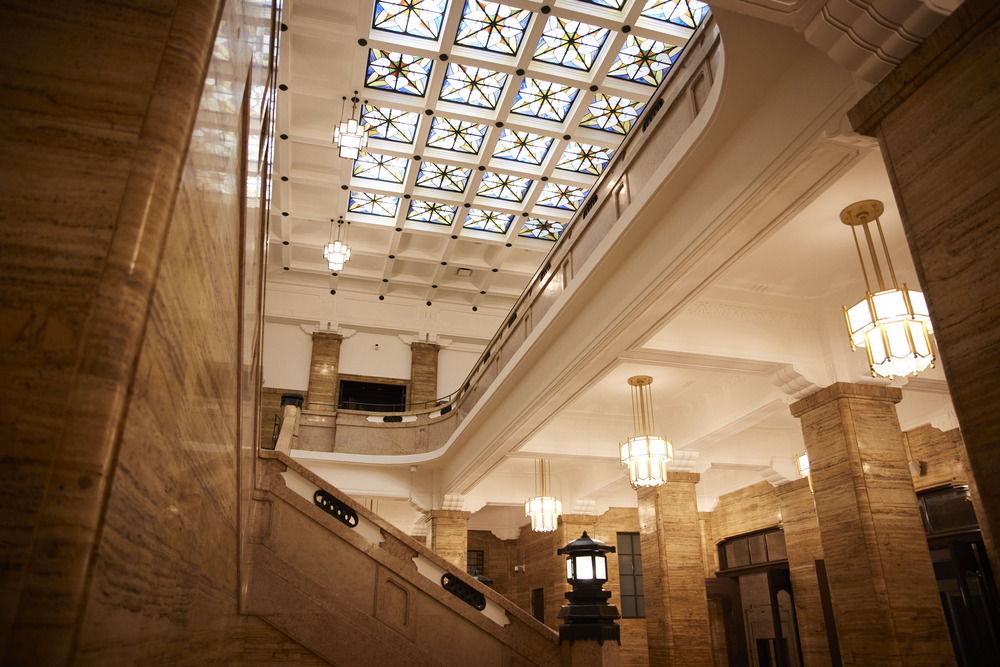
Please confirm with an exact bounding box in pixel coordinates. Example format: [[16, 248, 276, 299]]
[[310, 330, 343, 342], [666, 471, 700, 484], [789, 381, 902, 418]]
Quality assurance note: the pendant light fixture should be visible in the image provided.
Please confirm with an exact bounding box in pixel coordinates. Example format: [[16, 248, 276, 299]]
[[333, 91, 368, 159], [840, 200, 935, 379], [619, 375, 672, 488], [525, 459, 562, 532], [324, 216, 351, 271]]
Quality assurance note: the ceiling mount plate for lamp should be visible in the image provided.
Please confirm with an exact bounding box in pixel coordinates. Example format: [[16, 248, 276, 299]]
[[839, 199, 884, 227]]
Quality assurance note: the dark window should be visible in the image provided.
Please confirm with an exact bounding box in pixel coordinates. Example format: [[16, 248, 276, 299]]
[[467, 550, 484, 577], [531, 587, 545, 623], [617, 532, 645, 618], [918, 486, 979, 536], [338, 380, 406, 412], [718, 527, 787, 571]]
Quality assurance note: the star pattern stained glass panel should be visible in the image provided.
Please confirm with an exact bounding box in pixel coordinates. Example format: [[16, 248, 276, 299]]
[[579, 94, 646, 134], [510, 79, 579, 122], [415, 161, 472, 192], [464, 208, 515, 234], [365, 49, 434, 96], [372, 0, 448, 40], [493, 129, 553, 165], [425, 116, 489, 153], [532, 17, 610, 71], [439, 63, 509, 109], [349, 191, 400, 217], [360, 105, 420, 143], [608, 35, 682, 86], [519, 218, 565, 240], [477, 172, 533, 202], [556, 142, 615, 175], [537, 183, 588, 210], [640, 0, 709, 28], [407, 200, 458, 225], [454, 1, 532, 55], [352, 152, 409, 183]]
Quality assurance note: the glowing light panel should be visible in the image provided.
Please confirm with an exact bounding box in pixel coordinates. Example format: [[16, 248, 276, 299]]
[[519, 218, 564, 240], [352, 152, 409, 183], [511, 78, 579, 122], [372, 0, 448, 40], [533, 16, 609, 71], [360, 105, 420, 144], [439, 63, 508, 109], [556, 142, 615, 175], [454, 1, 531, 55], [580, 94, 646, 134], [537, 183, 588, 210], [365, 49, 433, 96], [415, 161, 472, 192], [609, 35, 681, 86], [407, 200, 458, 225], [640, 0, 709, 28], [493, 129, 553, 164], [348, 191, 400, 217], [425, 116, 489, 153], [464, 208, 514, 233], [477, 172, 533, 201]]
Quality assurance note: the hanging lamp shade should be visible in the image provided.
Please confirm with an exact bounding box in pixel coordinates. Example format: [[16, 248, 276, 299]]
[[525, 459, 562, 532], [619, 375, 672, 488], [324, 217, 351, 271], [333, 92, 368, 159], [840, 200, 935, 379]]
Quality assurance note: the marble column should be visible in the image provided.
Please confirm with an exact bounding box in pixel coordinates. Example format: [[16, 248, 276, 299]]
[[775, 478, 832, 667], [847, 0, 1000, 567], [789, 382, 954, 666], [306, 331, 342, 411], [637, 473, 713, 666], [429, 510, 471, 570], [409, 341, 439, 409]]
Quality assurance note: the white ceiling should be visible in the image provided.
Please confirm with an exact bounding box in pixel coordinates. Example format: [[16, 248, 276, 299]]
[[271, 1, 957, 539]]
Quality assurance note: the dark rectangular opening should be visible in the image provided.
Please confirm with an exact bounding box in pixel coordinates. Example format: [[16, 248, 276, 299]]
[[532, 587, 544, 623], [338, 380, 407, 412]]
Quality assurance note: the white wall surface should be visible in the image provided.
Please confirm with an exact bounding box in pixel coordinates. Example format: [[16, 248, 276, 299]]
[[262, 322, 312, 390], [339, 331, 411, 380], [438, 347, 482, 397]]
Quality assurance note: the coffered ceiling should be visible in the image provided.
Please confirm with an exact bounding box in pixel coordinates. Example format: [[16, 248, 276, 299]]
[[269, 0, 708, 311]]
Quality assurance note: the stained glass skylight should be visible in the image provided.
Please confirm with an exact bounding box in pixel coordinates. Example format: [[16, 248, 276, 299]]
[[556, 142, 615, 175], [454, 1, 531, 55], [640, 0, 709, 28], [360, 105, 420, 144], [415, 161, 472, 192], [519, 218, 565, 240], [365, 49, 433, 96], [464, 208, 515, 234], [372, 0, 448, 40], [493, 129, 553, 165], [533, 17, 609, 71], [477, 172, 533, 202], [577, 0, 627, 9], [425, 116, 488, 153], [510, 79, 579, 122], [349, 191, 400, 217], [609, 35, 682, 86], [439, 64, 508, 109], [407, 200, 458, 225], [579, 94, 646, 134], [537, 183, 588, 210], [352, 152, 409, 183]]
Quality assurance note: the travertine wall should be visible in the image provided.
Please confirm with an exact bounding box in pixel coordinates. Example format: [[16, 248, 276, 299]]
[[430, 510, 472, 569], [467, 530, 518, 599], [0, 0, 324, 662], [848, 0, 1000, 569], [306, 331, 343, 410], [410, 341, 440, 407]]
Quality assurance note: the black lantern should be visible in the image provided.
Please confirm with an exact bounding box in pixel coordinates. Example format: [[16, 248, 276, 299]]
[[556, 532, 621, 645]]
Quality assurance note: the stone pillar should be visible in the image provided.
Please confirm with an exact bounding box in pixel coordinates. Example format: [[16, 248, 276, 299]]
[[560, 636, 620, 666], [637, 472, 713, 666], [409, 341, 439, 408], [775, 478, 833, 667], [306, 331, 342, 411], [789, 382, 954, 665], [429, 510, 471, 570], [847, 0, 1000, 566]]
